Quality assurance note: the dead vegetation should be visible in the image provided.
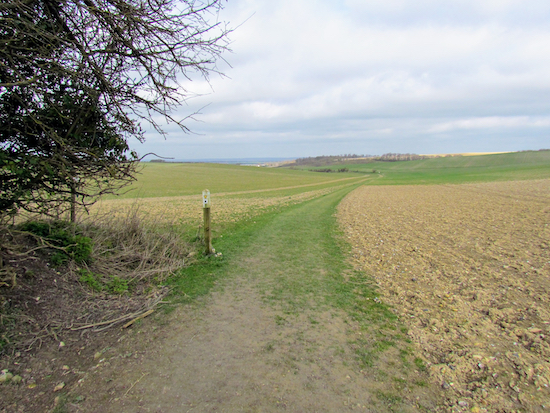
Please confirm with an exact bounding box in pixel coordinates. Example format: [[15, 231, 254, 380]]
[[0, 208, 192, 357]]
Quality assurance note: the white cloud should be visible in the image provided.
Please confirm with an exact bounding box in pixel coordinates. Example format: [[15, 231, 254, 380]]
[[428, 116, 550, 133], [134, 0, 550, 159]]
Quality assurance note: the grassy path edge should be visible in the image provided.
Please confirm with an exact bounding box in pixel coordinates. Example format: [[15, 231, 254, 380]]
[[165, 183, 442, 411]]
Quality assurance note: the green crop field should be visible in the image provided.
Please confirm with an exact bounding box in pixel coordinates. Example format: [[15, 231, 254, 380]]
[[292, 151, 550, 185], [109, 162, 366, 199], [105, 151, 550, 201], [95, 162, 370, 234]]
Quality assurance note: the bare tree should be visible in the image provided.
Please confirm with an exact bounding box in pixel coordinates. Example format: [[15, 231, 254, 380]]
[[0, 0, 231, 218]]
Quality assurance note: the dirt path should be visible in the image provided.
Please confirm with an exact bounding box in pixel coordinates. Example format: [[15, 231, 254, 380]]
[[76, 273, 374, 412], [66, 187, 440, 412]]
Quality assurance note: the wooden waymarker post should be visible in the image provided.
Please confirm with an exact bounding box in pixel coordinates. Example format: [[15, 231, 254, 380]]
[[202, 189, 212, 255]]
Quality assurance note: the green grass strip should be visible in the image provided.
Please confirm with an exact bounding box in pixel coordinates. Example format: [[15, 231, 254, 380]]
[[167, 183, 411, 372]]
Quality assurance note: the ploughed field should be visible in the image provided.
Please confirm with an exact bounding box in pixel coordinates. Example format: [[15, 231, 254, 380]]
[[338, 179, 550, 412]]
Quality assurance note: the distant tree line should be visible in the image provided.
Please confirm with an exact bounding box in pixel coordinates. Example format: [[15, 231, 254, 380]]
[[377, 153, 429, 162], [293, 155, 371, 167], [288, 150, 550, 169], [291, 153, 432, 167], [310, 168, 349, 173]]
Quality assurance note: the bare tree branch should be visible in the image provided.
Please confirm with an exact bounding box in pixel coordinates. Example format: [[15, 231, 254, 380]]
[[0, 0, 231, 217]]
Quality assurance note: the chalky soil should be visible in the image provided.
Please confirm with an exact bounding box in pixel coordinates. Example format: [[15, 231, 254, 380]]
[[338, 179, 550, 412]]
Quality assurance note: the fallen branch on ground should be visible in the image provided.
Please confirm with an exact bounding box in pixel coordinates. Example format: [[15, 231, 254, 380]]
[[71, 294, 165, 332]]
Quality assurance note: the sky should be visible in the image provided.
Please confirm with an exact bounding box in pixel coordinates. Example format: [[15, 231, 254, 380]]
[[135, 0, 550, 160]]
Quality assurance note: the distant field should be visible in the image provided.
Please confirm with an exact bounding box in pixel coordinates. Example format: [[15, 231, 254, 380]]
[[292, 151, 550, 185], [112, 151, 550, 200], [95, 151, 550, 231], [110, 162, 366, 199], [421, 151, 511, 157], [95, 163, 368, 231]]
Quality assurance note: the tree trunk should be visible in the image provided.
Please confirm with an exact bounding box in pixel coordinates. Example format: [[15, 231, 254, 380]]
[[70, 185, 76, 224]]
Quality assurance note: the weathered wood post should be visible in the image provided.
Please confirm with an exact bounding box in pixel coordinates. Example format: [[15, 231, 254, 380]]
[[202, 189, 212, 255]]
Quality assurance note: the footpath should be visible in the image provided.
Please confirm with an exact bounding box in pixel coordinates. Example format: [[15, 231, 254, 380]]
[[69, 185, 440, 412]]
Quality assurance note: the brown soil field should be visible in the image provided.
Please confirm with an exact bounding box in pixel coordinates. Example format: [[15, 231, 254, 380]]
[[338, 179, 550, 412]]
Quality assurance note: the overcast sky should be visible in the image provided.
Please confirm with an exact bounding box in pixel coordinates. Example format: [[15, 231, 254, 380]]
[[136, 0, 550, 160]]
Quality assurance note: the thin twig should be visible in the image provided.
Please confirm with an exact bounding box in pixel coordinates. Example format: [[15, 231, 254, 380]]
[[123, 372, 148, 398], [71, 312, 139, 331], [122, 309, 154, 328]]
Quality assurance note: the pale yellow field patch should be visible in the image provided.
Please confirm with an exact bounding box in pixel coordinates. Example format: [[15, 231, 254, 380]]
[[91, 186, 339, 229]]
